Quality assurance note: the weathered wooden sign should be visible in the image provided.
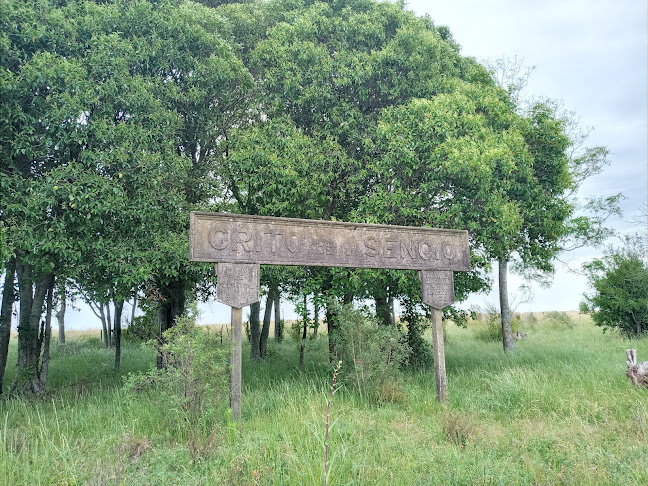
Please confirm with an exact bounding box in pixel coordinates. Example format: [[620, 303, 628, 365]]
[[216, 263, 260, 308], [420, 270, 455, 310], [189, 212, 471, 417], [190, 212, 470, 272]]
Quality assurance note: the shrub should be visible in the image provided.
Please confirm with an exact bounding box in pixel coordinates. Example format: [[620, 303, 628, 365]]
[[523, 312, 538, 327], [123, 314, 159, 343], [582, 237, 648, 337], [330, 301, 410, 401], [400, 299, 433, 368], [543, 311, 575, 329], [124, 315, 229, 425], [474, 303, 521, 342], [289, 320, 302, 342], [122, 300, 159, 343]]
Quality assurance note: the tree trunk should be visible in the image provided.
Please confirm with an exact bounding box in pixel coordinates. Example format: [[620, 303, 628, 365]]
[[39, 278, 55, 389], [158, 279, 186, 334], [260, 292, 273, 358], [106, 303, 112, 346], [157, 278, 186, 369], [88, 300, 110, 348], [499, 257, 515, 353], [299, 294, 308, 371], [249, 301, 261, 360], [10, 261, 54, 396], [113, 299, 124, 370], [374, 294, 392, 326], [56, 282, 66, 344], [273, 292, 283, 343], [130, 295, 137, 327], [313, 297, 319, 337], [0, 257, 17, 395], [98, 303, 109, 347], [389, 298, 396, 326]]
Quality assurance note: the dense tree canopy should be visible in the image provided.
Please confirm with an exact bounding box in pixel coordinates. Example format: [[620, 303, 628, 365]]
[[1, 0, 593, 393], [0, 0, 251, 390]]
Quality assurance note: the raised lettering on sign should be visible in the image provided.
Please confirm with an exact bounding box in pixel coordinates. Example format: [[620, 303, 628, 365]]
[[419, 270, 455, 310], [216, 263, 260, 309], [191, 212, 470, 271]]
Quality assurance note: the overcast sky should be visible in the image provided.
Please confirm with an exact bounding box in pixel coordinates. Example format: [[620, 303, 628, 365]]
[[64, 0, 647, 329], [404, 0, 648, 314]]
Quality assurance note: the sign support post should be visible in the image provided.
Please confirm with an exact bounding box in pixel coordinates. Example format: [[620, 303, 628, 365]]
[[215, 262, 260, 421], [230, 306, 243, 421], [430, 308, 447, 403], [419, 270, 455, 403]]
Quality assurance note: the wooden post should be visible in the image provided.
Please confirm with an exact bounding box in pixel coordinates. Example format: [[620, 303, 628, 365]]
[[230, 306, 243, 421], [430, 307, 447, 403]]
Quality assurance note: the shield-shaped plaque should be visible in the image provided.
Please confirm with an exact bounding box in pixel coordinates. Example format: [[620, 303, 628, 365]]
[[419, 270, 455, 310], [216, 263, 260, 309]]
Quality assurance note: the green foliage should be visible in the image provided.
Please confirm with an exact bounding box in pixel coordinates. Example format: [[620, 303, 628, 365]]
[[245, 0, 500, 307], [543, 311, 575, 330], [124, 315, 229, 424], [289, 320, 302, 342], [400, 298, 433, 368], [329, 301, 409, 401], [582, 235, 648, 337], [0, 0, 255, 360], [474, 303, 521, 342], [123, 314, 158, 343], [122, 297, 164, 343]]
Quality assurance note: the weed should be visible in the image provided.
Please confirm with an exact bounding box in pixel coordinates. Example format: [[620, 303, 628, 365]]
[[376, 380, 408, 406], [441, 411, 475, 447], [4, 428, 27, 454], [1, 316, 647, 485], [186, 427, 220, 463], [52, 337, 103, 356], [119, 432, 151, 462], [123, 315, 229, 427]]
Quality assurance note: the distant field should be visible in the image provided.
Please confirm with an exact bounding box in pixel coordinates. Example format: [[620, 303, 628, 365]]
[[1, 312, 646, 485]]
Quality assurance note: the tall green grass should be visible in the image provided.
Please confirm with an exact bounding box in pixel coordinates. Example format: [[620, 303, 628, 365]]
[[1, 316, 646, 485]]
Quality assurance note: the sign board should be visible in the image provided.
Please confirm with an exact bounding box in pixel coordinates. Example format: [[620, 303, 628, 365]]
[[216, 263, 260, 309], [189, 211, 470, 411], [420, 270, 454, 310], [190, 212, 470, 271]]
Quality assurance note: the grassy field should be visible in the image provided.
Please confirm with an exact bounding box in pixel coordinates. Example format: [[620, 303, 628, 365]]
[[1, 313, 647, 485]]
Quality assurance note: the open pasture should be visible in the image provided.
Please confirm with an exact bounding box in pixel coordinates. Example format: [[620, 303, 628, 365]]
[[1, 313, 646, 485]]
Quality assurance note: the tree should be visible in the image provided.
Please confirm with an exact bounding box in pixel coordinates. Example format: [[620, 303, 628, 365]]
[[483, 58, 620, 352], [581, 233, 648, 337], [216, 115, 352, 355], [0, 0, 249, 389], [363, 80, 537, 326], [55, 281, 66, 344], [123, 0, 255, 343]]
